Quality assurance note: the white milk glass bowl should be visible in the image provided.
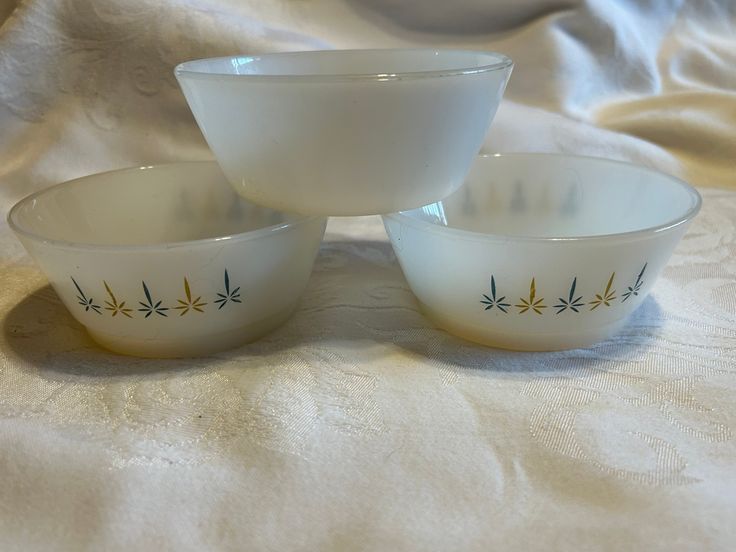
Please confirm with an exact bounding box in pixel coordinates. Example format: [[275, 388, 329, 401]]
[[383, 154, 702, 351], [8, 162, 327, 358], [175, 49, 513, 215]]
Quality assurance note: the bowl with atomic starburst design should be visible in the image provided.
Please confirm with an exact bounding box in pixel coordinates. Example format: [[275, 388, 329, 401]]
[[383, 153, 701, 351], [8, 162, 326, 357]]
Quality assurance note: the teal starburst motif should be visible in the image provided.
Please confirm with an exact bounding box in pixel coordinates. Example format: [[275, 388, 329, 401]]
[[554, 277, 584, 314], [138, 281, 168, 318], [622, 263, 647, 302], [71, 277, 101, 314], [480, 275, 510, 313], [214, 269, 241, 310]]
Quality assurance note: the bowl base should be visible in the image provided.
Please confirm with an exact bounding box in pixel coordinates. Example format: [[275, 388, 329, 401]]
[[418, 302, 627, 352], [86, 306, 296, 358]]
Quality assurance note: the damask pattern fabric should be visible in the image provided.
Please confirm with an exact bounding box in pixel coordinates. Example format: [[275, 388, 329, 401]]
[[0, 1, 735, 550]]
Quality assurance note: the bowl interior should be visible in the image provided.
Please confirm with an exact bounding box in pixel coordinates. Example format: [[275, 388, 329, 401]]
[[10, 162, 305, 247], [176, 49, 511, 78], [402, 154, 701, 238]]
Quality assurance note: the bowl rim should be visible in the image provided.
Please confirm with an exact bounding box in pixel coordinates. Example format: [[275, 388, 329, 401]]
[[7, 161, 325, 252], [174, 48, 514, 82], [383, 153, 703, 243]]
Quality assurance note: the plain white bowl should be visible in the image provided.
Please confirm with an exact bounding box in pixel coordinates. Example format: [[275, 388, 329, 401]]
[[8, 162, 327, 358], [383, 153, 702, 351], [175, 49, 513, 215]]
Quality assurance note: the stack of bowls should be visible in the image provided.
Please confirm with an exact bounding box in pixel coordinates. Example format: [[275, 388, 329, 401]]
[[8, 49, 700, 356]]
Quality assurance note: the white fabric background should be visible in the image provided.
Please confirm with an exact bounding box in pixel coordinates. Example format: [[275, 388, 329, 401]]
[[1, 0, 735, 550]]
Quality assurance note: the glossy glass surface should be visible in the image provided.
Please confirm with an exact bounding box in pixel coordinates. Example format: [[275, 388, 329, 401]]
[[10, 162, 317, 248], [402, 153, 700, 239], [383, 154, 701, 351], [176, 49, 513, 215], [9, 162, 327, 357], [176, 49, 512, 79]]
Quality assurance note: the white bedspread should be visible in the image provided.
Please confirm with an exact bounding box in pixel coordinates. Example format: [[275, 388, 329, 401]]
[[1, 1, 735, 550]]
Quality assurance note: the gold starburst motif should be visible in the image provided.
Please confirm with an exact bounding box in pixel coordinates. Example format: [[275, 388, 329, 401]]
[[174, 277, 207, 315], [516, 278, 547, 314], [103, 281, 133, 318], [590, 272, 616, 310]]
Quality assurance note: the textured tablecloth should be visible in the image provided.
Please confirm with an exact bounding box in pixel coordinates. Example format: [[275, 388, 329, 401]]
[[1, 0, 736, 550]]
